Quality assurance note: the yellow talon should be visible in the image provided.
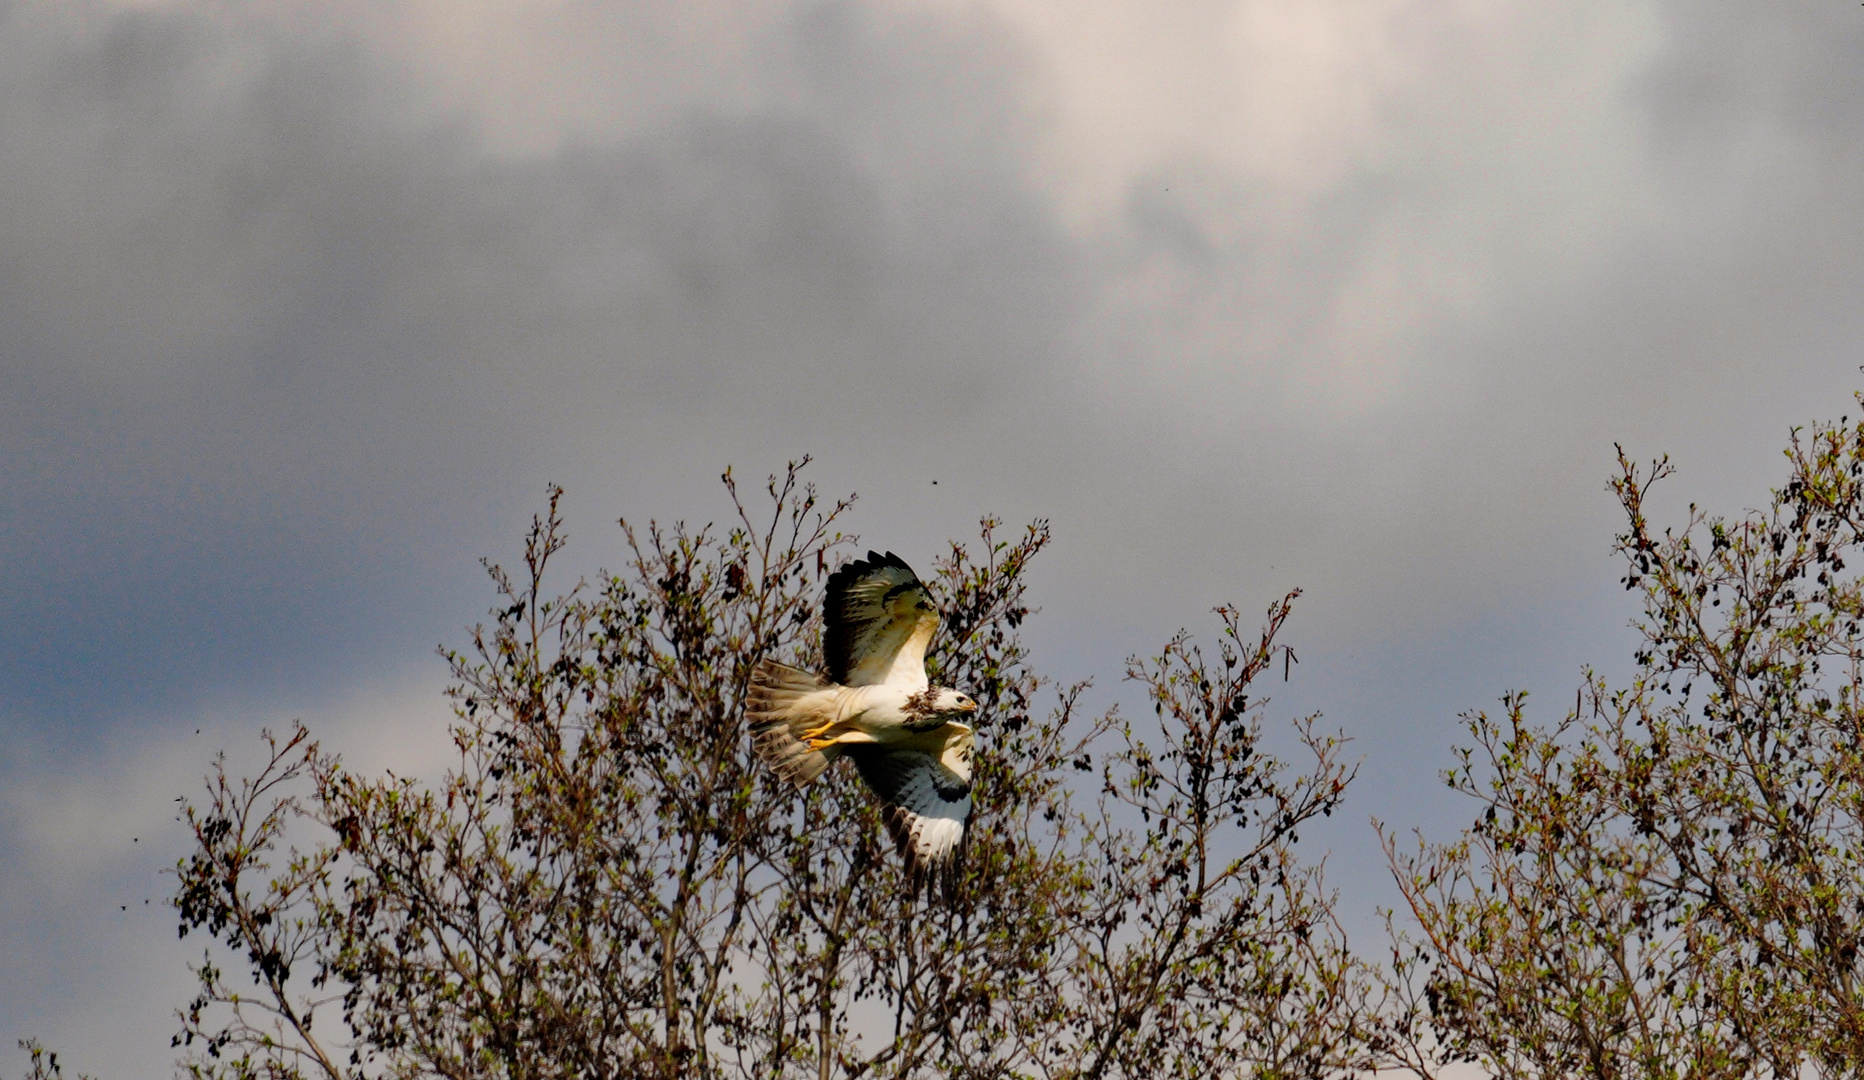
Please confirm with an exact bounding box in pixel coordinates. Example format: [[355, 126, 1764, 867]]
[[799, 722, 837, 750]]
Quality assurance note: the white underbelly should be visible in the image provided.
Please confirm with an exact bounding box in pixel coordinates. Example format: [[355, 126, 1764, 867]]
[[840, 684, 917, 735]]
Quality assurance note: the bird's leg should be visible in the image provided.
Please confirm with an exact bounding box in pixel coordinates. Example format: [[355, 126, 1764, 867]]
[[798, 720, 840, 750]]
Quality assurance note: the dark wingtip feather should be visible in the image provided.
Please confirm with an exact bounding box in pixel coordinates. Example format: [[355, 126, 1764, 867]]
[[829, 549, 915, 581], [828, 550, 906, 588]]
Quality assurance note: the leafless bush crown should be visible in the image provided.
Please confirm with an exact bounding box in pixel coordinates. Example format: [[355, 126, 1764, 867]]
[[170, 462, 1370, 1080], [155, 396, 1864, 1080]]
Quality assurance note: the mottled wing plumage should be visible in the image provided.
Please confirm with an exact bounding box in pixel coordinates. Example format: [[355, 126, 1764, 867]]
[[845, 724, 974, 893], [824, 551, 938, 687]]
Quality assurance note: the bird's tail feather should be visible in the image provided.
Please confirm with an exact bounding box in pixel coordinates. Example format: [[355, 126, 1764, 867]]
[[747, 658, 838, 786]]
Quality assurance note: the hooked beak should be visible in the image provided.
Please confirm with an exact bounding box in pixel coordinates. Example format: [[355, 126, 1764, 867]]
[[962, 699, 978, 713]]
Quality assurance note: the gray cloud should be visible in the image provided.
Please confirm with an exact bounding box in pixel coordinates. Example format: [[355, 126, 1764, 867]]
[[0, 0, 1076, 724]]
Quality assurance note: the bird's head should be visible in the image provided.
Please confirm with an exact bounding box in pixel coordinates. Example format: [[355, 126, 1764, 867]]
[[929, 687, 978, 717]]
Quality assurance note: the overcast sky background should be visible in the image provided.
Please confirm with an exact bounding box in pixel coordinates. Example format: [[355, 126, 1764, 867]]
[[3, 0, 1862, 1072]]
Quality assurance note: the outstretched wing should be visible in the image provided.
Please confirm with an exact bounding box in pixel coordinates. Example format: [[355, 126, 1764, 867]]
[[823, 550, 938, 688], [845, 724, 973, 895]]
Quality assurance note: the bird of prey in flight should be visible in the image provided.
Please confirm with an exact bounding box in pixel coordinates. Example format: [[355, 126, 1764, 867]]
[[747, 551, 977, 891]]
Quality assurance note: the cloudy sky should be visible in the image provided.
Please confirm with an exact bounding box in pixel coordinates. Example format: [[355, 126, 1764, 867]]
[[3, 0, 1862, 1072]]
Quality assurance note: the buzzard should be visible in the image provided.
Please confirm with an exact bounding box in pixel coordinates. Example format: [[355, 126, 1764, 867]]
[[747, 551, 977, 891]]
